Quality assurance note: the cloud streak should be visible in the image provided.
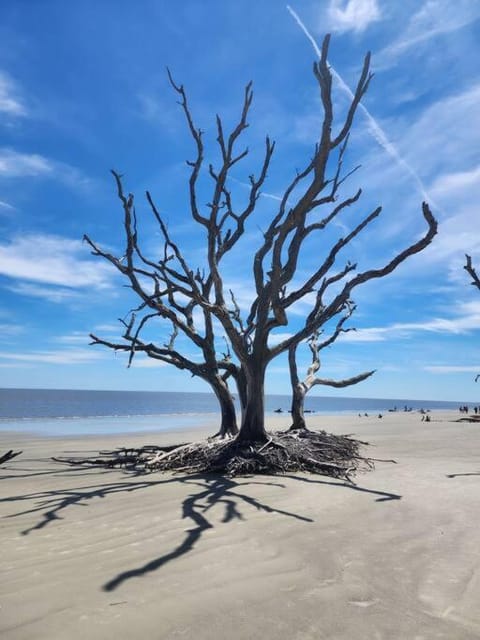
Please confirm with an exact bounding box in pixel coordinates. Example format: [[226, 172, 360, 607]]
[[0, 234, 116, 290], [424, 365, 480, 374], [342, 301, 480, 342], [0, 348, 105, 365], [0, 148, 92, 190], [327, 0, 381, 33], [382, 0, 480, 60], [286, 5, 437, 207], [6, 282, 83, 303], [0, 71, 27, 117]]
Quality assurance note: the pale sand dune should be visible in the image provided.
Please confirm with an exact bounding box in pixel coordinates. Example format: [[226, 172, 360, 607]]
[[1, 411, 479, 639]]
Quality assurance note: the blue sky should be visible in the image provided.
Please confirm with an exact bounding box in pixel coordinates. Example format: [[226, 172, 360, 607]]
[[0, 0, 479, 401]]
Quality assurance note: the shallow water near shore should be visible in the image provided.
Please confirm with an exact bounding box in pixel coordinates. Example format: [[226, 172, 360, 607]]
[[0, 388, 470, 436], [0, 413, 219, 436]]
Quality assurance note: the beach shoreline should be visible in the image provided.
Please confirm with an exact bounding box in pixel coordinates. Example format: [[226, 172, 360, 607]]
[[2, 411, 479, 639]]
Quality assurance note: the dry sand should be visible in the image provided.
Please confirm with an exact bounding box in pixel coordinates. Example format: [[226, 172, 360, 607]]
[[1, 411, 479, 639]]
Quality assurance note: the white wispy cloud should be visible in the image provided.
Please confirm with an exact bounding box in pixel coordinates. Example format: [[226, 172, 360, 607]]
[[55, 332, 90, 345], [0, 199, 15, 212], [388, 86, 480, 268], [268, 332, 294, 347], [342, 300, 480, 342], [347, 81, 479, 272], [286, 6, 434, 205], [0, 71, 27, 117], [228, 175, 287, 203], [136, 92, 180, 133], [0, 148, 52, 177], [0, 233, 116, 290], [382, 0, 480, 59], [424, 365, 480, 374], [327, 0, 381, 33], [0, 147, 92, 189], [430, 165, 480, 200], [401, 84, 480, 177], [129, 356, 168, 368], [93, 323, 122, 333], [0, 348, 104, 365], [5, 282, 83, 303], [0, 323, 24, 337]]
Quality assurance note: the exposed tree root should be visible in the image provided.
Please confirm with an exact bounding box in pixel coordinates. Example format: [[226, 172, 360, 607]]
[[53, 429, 375, 482]]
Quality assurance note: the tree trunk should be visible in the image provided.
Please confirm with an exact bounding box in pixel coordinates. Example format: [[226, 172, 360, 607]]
[[287, 343, 308, 430], [289, 383, 307, 430], [234, 367, 248, 425], [236, 360, 268, 443], [211, 376, 238, 437]]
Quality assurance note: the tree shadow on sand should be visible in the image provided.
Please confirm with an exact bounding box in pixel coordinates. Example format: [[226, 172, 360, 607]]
[[2, 468, 401, 592]]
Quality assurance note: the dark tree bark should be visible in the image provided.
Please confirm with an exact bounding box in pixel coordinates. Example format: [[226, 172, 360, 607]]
[[236, 358, 268, 443], [210, 374, 239, 437]]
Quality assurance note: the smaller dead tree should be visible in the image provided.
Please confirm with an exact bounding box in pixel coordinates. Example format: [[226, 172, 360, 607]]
[[288, 302, 375, 430]]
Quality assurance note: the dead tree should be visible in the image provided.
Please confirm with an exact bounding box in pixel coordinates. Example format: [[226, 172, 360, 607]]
[[465, 255, 480, 383], [81, 34, 437, 476], [288, 303, 375, 430], [465, 255, 480, 291]]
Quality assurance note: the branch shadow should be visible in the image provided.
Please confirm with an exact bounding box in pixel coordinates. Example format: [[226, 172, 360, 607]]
[[283, 474, 402, 502], [446, 472, 480, 478], [103, 474, 313, 591], [2, 468, 402, 592], [2, 474, 175, 535], [0, 465, 112, 480]]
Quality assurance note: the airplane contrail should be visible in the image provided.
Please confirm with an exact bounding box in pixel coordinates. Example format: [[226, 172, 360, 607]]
[[286, 5, 437, 207]]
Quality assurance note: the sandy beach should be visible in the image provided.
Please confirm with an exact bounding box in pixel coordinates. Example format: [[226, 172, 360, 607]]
[[1, 411, 479, 639]]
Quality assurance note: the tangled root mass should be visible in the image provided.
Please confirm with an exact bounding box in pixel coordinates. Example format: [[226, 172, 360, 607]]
[[53, 428, 374, 482]]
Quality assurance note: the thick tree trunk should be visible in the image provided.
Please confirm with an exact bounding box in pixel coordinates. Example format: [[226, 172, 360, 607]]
[[289, 383, 307, 430], [211, 377, 238, 437], [236, 361, 268, 443]]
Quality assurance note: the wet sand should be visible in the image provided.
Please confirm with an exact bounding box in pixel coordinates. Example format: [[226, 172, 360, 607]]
[[1, 411, 479, 639]]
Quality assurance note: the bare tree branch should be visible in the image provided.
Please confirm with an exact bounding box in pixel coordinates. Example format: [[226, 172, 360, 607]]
[[465, 254, 480, 290]]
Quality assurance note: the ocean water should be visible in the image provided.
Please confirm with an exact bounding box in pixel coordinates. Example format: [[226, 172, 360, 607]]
[[0, 388, 464, 436]]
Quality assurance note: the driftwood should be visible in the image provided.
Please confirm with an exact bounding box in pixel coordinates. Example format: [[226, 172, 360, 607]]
[[0, 449, 22, 466], [53, 429, 375, 482]]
